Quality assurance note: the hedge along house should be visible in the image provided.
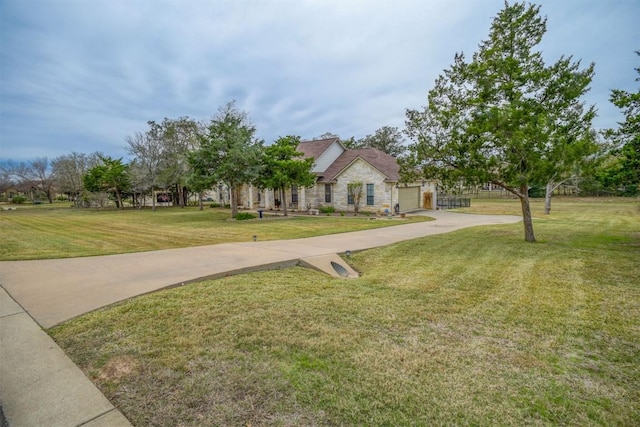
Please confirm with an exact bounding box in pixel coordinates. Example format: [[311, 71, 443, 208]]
[[236, 137, 437, 214]]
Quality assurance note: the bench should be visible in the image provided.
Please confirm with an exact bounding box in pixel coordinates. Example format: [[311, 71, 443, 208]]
[[309, 209, 319, 215]]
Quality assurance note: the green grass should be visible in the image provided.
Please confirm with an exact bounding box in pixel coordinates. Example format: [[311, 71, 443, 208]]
[[0, 206, 428, 260], [49, 199, 640, 426]]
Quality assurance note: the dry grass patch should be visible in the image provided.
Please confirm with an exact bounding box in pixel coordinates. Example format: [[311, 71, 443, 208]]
[[50, 199, 640, 425]]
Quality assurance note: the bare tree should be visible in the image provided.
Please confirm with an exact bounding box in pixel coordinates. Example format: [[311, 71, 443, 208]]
[[126, 131, 164, 210], [52, 152, 100, 206], [347, 181, 364, 214], [1, 157, 56, 203], [0, 170, 14, 196], [128, 117, 202, 208]]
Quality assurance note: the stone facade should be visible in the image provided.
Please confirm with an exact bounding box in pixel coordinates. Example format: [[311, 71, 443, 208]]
[[331, 158, 390, 212], [208, 138, 438, 213], [213, 180, 436, 213]]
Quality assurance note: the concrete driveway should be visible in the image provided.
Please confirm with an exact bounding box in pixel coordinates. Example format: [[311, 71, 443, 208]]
[[1, 210, 521, 328]]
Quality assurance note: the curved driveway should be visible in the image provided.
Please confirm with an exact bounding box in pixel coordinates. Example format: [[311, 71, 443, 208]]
[[0, 210, 520, 426], [1, 210, 520, 328]]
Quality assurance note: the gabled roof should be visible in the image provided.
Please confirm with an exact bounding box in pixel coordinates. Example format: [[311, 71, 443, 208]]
[[320, 148, 400, 182], [296, 138, 341, 160]]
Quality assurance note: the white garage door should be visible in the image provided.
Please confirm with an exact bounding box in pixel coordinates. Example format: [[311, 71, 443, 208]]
[[398, 187, 420, 212]]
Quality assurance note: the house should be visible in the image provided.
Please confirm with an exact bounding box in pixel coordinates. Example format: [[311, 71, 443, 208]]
[[0, 187, 25, 203], [235, 137, 437, 214]]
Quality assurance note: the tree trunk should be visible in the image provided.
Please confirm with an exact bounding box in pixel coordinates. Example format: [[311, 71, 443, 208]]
[[151, 187, 156, 211], [281, 187, 288, 217], [230, 186, 238, 217], [198, 193, 204, 211], [115, 190, 123, 209], [519, 187, 536, 242], [178, 185, 185, 208], [544, 181, 553, 215]]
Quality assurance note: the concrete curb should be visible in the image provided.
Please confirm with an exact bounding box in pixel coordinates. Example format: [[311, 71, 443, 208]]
[[0, 288, 132, 427]]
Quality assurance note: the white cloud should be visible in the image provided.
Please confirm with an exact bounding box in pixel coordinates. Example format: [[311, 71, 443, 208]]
[[1, 0, 638, 160]]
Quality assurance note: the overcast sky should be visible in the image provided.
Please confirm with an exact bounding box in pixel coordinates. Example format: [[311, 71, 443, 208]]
[[1, 0, 638, 161]]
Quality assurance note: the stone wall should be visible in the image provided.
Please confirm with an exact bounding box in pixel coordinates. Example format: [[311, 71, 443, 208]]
[[331, 159, 392, 212]]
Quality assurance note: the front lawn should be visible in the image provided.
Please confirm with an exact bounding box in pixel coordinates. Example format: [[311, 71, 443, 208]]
[[50, 199, 640, 425], [0, 206, 428, 260]]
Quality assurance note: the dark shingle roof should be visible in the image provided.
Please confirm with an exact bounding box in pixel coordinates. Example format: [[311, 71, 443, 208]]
[[296, 138, 340, 160], [320, 148, 400, 182]]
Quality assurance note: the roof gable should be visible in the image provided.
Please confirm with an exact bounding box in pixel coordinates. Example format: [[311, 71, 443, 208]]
[[296, 138, 341, 160], [322, 148, 400, 182], [297, 138, 346, 174]]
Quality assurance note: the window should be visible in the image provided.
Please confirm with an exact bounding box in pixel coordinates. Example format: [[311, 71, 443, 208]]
[[347, 186, 354, 204], [325, 184, 331, 203], [366, 184, 374, 205], [291, 185, 298, 204]]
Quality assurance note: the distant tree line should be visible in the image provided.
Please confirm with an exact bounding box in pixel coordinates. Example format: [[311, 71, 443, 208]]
[[317, 126, 407, 158], [0, 101, 405, 215]]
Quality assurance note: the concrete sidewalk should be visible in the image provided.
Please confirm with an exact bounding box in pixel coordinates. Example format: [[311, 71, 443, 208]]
[[1, 288, 132, 426], [0, 210, 520, 426]]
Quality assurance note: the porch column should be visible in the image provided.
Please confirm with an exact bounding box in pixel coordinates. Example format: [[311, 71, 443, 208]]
[[299, 187, 306, 211], [264, 189, 271, 210]]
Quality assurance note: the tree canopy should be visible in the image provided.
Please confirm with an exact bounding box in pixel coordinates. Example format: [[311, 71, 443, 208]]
[[258, 135, 315, 216], [324, 127, 406, 157], [125, 117, 202, 209], [601, 52, 640, 195], [359, 126, 406, 157], [404, 1, 596, 242], [83, 155, 131, 208], [189, 101, 264, 218]]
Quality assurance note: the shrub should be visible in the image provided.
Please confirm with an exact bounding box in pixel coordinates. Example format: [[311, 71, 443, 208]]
[[11, 196, 27, 204], [209, 202, 221, 208], [319, 206, 335, 214], [528, 186, 545, 198], [622, 184, 638, 197], [235, 212, 256, 220]]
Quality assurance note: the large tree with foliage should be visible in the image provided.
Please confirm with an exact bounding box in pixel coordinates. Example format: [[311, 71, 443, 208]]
[[126, 117, 202, 208], [157, 117, 201, 207], [189, 101, 264, 218], [83, 155, 131, 209], [601, 52, 640, 195], [321, 128, 406, 157], [404, 2, 595, 242], [340, 136, 364, 150], [539, 128, 599, 214], [258, 135, 316, 217], [359, 126, 406, 157]]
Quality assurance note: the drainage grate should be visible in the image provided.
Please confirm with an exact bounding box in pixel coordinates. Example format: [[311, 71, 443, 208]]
[[330, 261, 349, 277]]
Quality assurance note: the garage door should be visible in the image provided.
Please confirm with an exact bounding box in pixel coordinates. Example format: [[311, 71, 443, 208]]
[[398, 187, 420, 212]]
